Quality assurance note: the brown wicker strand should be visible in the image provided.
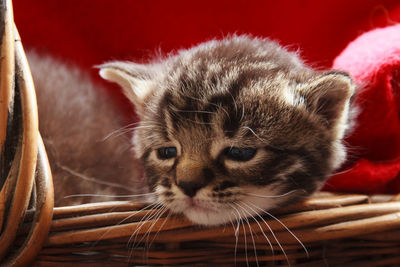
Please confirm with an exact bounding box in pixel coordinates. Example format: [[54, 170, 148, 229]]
[[0, 0, 15, 234], [0, 22, 39, 262], [0, 0, 14, 167], [16, 194, 398, 266], [2, 136, 54, 266], [0, 1, 54, 265]]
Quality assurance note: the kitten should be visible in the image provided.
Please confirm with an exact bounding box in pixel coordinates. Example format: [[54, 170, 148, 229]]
[[28, 52, 145, 206], [98, 35, 355, 226]]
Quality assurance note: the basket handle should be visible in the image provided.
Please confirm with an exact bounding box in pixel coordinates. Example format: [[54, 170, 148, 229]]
[[0, 1, 54, 266]]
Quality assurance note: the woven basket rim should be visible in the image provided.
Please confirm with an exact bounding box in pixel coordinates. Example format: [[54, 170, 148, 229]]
[[1, 1, 400, 266]]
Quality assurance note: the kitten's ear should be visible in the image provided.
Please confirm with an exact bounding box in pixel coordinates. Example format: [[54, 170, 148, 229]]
[[304, 71, 355, 139], [98, 61, 154, 115]]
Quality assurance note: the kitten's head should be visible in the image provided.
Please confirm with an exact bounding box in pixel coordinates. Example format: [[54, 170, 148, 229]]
[[99, 36, 355, 226]]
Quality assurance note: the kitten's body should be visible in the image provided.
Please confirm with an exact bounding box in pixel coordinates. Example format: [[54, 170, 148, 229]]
[[32, 36, 354, 225], [28, 52, 145, 206]]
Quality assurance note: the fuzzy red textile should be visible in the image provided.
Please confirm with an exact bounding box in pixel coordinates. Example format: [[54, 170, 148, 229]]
[[13, 1, 400, 193], [325, 24, 400, 193]]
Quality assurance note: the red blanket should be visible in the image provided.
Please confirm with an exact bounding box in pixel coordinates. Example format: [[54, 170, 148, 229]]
[[14, 0, 400, 193]]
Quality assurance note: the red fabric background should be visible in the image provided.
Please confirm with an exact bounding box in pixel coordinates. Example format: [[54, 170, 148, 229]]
[[13, 0, 400, 193], [326, 24, 400, 193]]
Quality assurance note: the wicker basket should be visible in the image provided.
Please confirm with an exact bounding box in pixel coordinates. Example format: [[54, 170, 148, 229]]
[[1, 1, 400, 266]]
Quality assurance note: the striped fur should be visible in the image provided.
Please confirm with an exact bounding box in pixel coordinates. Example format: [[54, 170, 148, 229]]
[[100, 35, 355, 225]]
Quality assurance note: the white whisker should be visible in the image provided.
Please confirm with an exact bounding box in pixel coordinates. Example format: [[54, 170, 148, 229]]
[[101, 120, 162, 141], [142, 206, 168, 260], [185, 94, 230, 118], [241, 126, 265, 142], [249, 202, 309, 259], [240, 106, 245, 122], [57, 164, 138, 192], [172, 108, 216, 115], [128, 202, 164, 249], [246, 201, 290, 266], [265, 209, 309, 258], [236, 202, 259, 267], [229, 203, 249, 267], [92, 201, 161, 248], [64, 192, 156, 199], [230, 208, 241, 266], [127, 203, 164, 262], [239, 201, 274, 255], [244, 189, 305, 199], [148, 209, 171, 249], [227, 90, 238, 115]]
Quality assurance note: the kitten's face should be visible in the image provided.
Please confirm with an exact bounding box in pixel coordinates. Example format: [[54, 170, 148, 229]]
[[100, 36, 354, 226]]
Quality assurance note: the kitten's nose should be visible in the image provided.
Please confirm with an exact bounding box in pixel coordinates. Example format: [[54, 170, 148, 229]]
[[177, 181, 204, 197]]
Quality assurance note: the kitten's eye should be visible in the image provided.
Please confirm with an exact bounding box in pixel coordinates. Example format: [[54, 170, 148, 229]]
[[224, 147, 257, 162], [157, 147, 177, 159]]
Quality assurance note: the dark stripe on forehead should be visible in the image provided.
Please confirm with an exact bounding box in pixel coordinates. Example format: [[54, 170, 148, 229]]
[[219, 69, 265, 138], [203, 92, 241, 137], [159, 91, 173, 111], [223, 112, 241, 138], [166, 70, 212, 129], [157, 91, 173, 139], [228, 70, 252, 96]]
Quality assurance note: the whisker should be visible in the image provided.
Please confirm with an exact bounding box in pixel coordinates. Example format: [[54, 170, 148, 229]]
[[106, 124, 163, 140], [229, 208, 241, 266], [240, 106, 245, 122], [172, 108, 216, 115], [264, 209, 309, 258], [227, 213, 238, 265], [141, 206, 168, 261], [148, 208, 171, 249], [185, 94, 230, 119], [241, 126, 265, 142], [127, 203, 164, 263], [246, 202, 290, 266], [101, 120, 162, 141], [236, 202, 259, 267], [92, 201, 161, 248], [239, 201, 274, 255], [227, 90, 238, 115], [128, 202, 164, 249], [244, 189, 305, 199], [229, 203, 249, 267], [249, 202, 309, 260], [242, 216, 249, 267], [331, 167, 352, 176], [64, 192, 157, 199], [57, 164, 138, 191], [144, 205, 167, 244]]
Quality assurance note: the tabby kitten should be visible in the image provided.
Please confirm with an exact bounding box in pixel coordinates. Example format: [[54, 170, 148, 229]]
[[99, 35, 355, 226]]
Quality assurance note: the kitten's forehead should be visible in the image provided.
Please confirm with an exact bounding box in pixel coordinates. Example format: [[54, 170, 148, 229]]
[[138, 37, 325, 153]]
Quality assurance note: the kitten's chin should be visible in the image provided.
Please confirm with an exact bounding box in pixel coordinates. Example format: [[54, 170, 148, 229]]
[[183, 206, 234, 226], [165, 198, 236, 226]]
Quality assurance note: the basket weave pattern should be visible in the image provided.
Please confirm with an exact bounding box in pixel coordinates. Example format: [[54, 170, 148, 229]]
[[0, 1, 400, 266]]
